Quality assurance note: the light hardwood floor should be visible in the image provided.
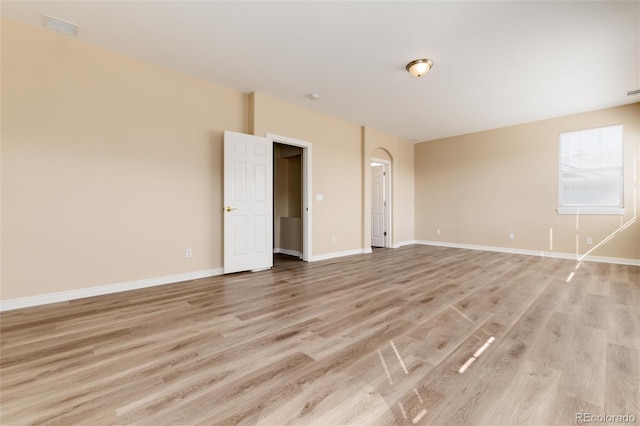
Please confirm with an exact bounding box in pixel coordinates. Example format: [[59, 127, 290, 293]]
[[1, 245, 639, 425]]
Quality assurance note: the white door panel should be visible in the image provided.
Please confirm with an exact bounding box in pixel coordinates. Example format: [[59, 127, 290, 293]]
[[224, 131, 273, 273], [371, 164, 385, 247]]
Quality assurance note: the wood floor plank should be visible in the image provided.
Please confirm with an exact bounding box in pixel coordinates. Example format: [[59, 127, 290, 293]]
[[475, 359, 561, 426], [578, 294, 610, 331], [610, 280, 639, 306], [558, 324, 608, 407], [127, 352, 314, 425], [406, 308, 494, 367], [555, 281, 587, 315], [527, 310, 578, 371], [531, 257, 577, 280], [425, 273, 558, 425], [0, 246, 637, 425], [608, 302, 640, 349], [544, 394, 604, 426], [581, 274, 612, 297], [605, 343, 639, 419], [300, 308, 406, 361]]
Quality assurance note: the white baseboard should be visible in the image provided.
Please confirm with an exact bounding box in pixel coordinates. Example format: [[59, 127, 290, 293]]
[[413, 240, 640, 266], [274, 248, 303, 258], [310, 248, 372, 262], [393, 240, 418, 248], [0, 268, 224, 312]]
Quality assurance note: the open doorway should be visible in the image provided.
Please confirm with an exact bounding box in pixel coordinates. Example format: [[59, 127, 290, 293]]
[[274, 143, 303, 261], [371, 158, 391, 248], [268, 133, 312, 263]]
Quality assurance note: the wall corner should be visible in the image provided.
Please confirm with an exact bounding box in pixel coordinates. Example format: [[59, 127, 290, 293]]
[[248, 92, 255, 135]]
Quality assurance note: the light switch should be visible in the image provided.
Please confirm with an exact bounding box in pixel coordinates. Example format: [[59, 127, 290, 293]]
[[316, 194, 324, 201]]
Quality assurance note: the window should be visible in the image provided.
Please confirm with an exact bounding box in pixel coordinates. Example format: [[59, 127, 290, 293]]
[[558, 124, 623, 215]]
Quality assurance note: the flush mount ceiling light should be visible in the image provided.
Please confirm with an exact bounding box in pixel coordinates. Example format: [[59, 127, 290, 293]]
[[406, 59, 433, 77]]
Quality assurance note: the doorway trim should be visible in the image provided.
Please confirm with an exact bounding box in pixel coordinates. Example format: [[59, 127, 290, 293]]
[[266, 133, 312, 261], [371, 157, 392, 248]]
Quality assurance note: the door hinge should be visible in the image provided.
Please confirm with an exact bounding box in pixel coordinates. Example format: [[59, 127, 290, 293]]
[[384, 231, 387, 236]]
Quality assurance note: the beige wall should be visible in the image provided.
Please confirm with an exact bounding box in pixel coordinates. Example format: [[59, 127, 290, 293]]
[[396, 141, 416, 244], [414, 103, 640, 261], [362, 127, 415, 248], [1, 19, 247, 299], [252, 92, 364, 256], [4, 16, 635, 306], [1, 20, 416, 302]]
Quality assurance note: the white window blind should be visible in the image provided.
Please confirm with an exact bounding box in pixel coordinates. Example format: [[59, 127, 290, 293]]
[[558, 124, 623, 215]]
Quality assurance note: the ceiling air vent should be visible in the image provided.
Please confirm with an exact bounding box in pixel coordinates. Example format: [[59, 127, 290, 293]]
[[43, 15, 79, 37]]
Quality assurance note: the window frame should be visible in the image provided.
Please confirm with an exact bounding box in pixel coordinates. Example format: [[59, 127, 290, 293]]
[[557, 124, 624, 215]]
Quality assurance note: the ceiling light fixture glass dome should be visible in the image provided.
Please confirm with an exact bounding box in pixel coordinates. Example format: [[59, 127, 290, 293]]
[[406, 59, 433, 77]]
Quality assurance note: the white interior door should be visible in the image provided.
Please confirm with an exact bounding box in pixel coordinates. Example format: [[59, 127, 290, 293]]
[[224, 130, 273, 273], [371, 163, 385, 247]]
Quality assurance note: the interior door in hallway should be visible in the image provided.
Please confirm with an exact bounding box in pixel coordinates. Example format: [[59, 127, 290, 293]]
[[223, 131, 273, 273], [371, 163, 385, 247]]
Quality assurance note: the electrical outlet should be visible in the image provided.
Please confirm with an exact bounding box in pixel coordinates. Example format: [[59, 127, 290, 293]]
[[436, 229, 441, 235], [509, 233, 515, 240], [586, 237, 593, 245], [331, 236, 336, 243], [186, 248, 192, 258]]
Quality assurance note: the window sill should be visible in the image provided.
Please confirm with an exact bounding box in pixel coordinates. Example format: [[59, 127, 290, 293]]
[[557, 207, 625, 215]]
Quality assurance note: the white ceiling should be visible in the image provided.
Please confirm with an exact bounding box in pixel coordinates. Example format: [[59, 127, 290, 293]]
[[2, 1, 639, 142]]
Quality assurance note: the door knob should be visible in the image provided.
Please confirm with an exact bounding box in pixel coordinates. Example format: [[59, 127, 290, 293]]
[[225, 206, 237, 212]]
